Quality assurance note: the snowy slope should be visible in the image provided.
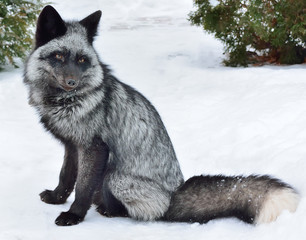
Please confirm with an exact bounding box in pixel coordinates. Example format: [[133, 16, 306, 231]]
[[0, 0, 305, 239]]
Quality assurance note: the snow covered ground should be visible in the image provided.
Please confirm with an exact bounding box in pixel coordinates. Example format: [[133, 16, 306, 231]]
[[0, 0, 305, 239]]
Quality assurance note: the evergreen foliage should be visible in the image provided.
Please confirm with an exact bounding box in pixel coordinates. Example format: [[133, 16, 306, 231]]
[[189, 0, 306, 66], [0, 0, 44, 69]]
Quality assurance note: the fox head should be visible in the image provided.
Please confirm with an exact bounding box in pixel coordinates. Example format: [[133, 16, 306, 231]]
[[24, 6, 103, 98]]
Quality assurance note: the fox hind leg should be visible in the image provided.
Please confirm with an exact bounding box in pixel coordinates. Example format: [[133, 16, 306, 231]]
[[105, 172, 171, 221], [94, 182, 128, 218]]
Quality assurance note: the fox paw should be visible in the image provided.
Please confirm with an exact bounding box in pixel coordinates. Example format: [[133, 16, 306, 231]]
[[96, 205, 114, 217], [40, 189, 67, 204], [55, 212, 83, 226], [96, 204, 128, 218]]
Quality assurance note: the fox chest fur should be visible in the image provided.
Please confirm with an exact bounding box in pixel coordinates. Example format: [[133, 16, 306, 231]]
[[38, 88, 106, 144]]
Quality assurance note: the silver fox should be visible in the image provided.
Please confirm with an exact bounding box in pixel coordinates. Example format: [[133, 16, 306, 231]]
[[23, 5, 299, 226]]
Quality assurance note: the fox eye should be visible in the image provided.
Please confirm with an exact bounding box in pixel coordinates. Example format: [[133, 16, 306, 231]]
[[55, 53, 64, 61], [78, 56, 86, 63]]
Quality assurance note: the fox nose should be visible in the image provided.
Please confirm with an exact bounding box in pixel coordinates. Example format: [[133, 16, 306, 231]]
[[61, 78, 78, 91], [66, 78, 77, 87]]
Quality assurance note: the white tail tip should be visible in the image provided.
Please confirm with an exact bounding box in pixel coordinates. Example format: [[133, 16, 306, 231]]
[[255, 188, 300, 224]]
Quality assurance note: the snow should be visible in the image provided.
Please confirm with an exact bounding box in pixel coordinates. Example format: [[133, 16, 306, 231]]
[[0, 0, 305, 239]]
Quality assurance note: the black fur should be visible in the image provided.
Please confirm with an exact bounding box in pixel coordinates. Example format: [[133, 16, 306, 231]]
[[164, 175, 293, 224], [55, 212, 83, 226], [35, 5, 67, 49], [54, 136, 109, 225], [79, 10, 102, 44], [95, 186, 129, 218], [40, 141, 78, 204]]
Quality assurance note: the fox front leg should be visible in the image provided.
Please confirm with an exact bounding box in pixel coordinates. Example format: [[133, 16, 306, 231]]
[[55, 137, 109, 226], [40, 141, 78, 204]]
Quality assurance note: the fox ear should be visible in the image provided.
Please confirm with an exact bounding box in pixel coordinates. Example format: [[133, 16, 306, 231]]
[[79, 10, 102, 44], [35, 5, 67, 49]]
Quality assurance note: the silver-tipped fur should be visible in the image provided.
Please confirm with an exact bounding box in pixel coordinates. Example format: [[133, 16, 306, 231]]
[[24, 6, 299, 226], [164, 175, 299, 224]]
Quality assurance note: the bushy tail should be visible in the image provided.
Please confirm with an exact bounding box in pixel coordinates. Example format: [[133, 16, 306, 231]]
[[164, 175, 300, 224]]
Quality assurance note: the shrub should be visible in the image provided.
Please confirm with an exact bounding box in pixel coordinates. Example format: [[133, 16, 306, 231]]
[[189, 0, 306, 66], [0, 0, 44, 69]]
